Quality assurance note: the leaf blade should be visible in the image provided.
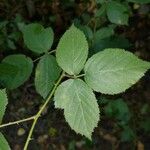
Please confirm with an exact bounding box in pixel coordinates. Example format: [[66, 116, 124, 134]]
[[22, 23, 54, 54], [84, 48, 150, 94], [54, 79, 100, 139], [35, 54, 61, 98], [0, 133, 11, 149], [106, 1, 129, 25], [2, 54, 33, 89], [56, 25, 88, 75], [0, 89, 8, 124]]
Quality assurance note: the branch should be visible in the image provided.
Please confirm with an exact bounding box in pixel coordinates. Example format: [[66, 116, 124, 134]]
[[0, 116, 35, 128], [23, 71, 65, 150]]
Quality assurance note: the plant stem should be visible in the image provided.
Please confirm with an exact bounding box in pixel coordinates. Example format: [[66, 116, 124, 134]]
[[76, 74, 85, 78], [33, 50, 56, 62], [0, 116, 35, 128], [23, 71, 64, 150], [65, 73, 85, 78]]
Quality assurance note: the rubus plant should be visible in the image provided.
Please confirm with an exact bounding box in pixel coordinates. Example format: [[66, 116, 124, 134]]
[[0, 23, 150, 149]]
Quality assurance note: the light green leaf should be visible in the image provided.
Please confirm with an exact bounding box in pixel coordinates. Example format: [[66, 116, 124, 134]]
[[35, 54, 61, 98], [56, 25, 88, 75], [106, 1, 129, 25], [2, 54, 33, 89], [0, 133, 11, 150], [84, 48, 150, 94], [0, 89, 8, 124], [22, 23, 54, 54], [127, 0, 150, 4], [54, 79, 100, 139]]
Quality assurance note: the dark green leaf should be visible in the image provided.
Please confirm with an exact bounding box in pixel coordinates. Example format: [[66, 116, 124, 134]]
[[104, 99, 131, 123], [127, 0, 150, 4], [106, 1, 129, 25], [120, 126, 136, 142], [35, 54, 61, 98], [2, 55, 33, 89], [22, 23, 54, 54]]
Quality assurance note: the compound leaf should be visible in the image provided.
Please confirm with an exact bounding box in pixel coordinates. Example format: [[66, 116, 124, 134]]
[[35, 54, 61, 98], [0, 89, 8, 124], [0, 133, 10, 150], [84, 48, 150, 94], [22, 23, 54, 54], [2, 54, 33, 89], [56, 25, 88, 75], [54, 79, 100, 139]]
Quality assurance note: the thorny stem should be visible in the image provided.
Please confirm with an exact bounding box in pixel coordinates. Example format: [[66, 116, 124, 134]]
[[0, 71, 64, 149], [0, 116, 35, 128], [23, 71, 65, 150]]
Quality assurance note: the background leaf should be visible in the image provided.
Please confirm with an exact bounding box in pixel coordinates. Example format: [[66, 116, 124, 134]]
[[104, 99, 131, 123], [84, 48, 150, 94], [127, 0, 150, 4], [35, 54, 61, 98], [56, 25, 88, 75], [91, 36, 131, 54], [120, 126, 136, 142], [0, 63, 18, 87], [106, 1, 129, 25], [54, 79, 100, 139], [22, 23, 54, 54], [2, 54, 33, 89], [0, 89, 8, 124]]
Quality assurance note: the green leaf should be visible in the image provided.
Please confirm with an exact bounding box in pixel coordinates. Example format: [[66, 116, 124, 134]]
[[120, 126, 136, 142], [0, 133, 11, 149], [56, 25, 88, 75], [140, 119, 150, 132], [94, 26, 115, 41], [127, 0, 150, 4], [35, 54, 61, 98], [54, 79, 100, 139], [84, 48, 150, 94], [78, 25, 93, 41], [2, 54, 33, 89], [0, 89, 8, 124], [106, 1, 129, 25], [0, 63, 17, 76], [104, 99, 131, 123], [22, 23, 54, 54], [91, 36, 131, 54], [95, 4, 107, 17], [96, 0, 105, 4]]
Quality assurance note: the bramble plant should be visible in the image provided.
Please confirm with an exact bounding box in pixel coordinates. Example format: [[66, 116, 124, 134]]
[[0, 23, 150, 149], [0, 0, 150, 149]]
